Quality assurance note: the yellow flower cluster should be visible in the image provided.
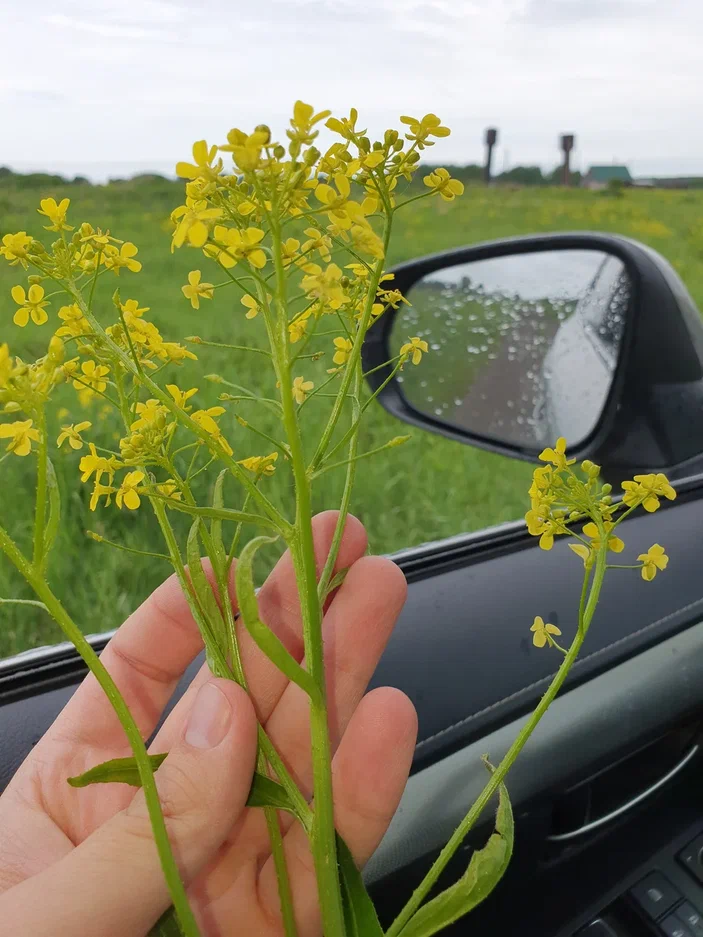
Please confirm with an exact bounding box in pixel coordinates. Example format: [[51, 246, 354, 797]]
[[526, 438, 676, 648]]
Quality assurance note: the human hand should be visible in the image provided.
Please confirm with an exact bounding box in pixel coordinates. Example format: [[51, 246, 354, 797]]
[[0, 511, 417, 936]]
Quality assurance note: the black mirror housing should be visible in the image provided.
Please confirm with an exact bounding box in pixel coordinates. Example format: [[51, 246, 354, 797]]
[[362, 233, 703, 479]]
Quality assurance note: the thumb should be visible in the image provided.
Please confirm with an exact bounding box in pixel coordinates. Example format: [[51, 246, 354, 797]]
[[1, 679, 257, 937]]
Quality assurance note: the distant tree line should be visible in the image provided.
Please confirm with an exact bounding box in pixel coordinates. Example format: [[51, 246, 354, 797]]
[[411, 163, 582, 187]]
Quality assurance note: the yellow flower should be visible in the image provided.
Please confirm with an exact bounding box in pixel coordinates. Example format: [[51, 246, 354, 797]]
[[241, 295, 260, 319], [400, 336, 429, 366], [345, 262, 370, 279], [569, 521, 625, 566], [192, 407, 233, 456], [209, 226, 267, 269], [282, 238, 301, 267], [0, 232, 33, 267], [238, 451, 279, 476], [166, 384, 198, 411], [292, 376, 314, 404], [79, 443, 120, 484], [131, 398, 168, 431], [301, 227, 332, 262], [73, 360, 109, 394], [56, 303, 91, 338], [103, 242, 142, 274], [175, 140, 223, 182], [621, 473, 676, 512], [530, 616, 562, 649], [57, 421, 92, 450], [156, 478, 182, 501], [377, 286, 411, 309], [0, 419, 40, 456], [583, 521, 624, 553], [37, 197, 73, 232], [171, 200, 222, 251], [332, 336, 353, 365], [288, 316, 309, 343], [349, 222, 385, 259], [316, 173, 351, 211], [182, 270, 215, 309], [400, 113, 451, 148], [287, 100, 332, 146], [120, 298, 149, 318], [525, 508, 563, 550], [219, 127, 270, 171], [637, 543, 669, 581], [0, 343, 13, 387], [11, 284, 49, 327], [539, 437, 575, 471], [89, 480, 115, 511], [325, 108, 360, 142], [423, 168, 465, 201], [115, 470, 145, 510], [300, 262, 350, 310]]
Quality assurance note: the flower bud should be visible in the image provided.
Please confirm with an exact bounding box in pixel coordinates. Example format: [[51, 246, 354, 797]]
[[304, 146, 321, 166], [28, 274, 43, 285], [340, 276, 351, 288], [47, 335, 65, 364], [255, 124, 271, 143], [273, 143, 286, 160], [601, 483, 612, 495], [205, 373, 223, 383], [384, 129, 399, 146], [3, 401, 21, 412]]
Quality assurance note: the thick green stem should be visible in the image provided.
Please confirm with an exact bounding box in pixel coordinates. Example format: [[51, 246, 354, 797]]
[[388, 543, 609, 937], [0, 526, 200, 937], [271, 213, 346, 936]]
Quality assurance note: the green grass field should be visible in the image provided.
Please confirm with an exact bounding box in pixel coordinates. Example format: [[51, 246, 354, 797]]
[[2, 179, 702, 657]]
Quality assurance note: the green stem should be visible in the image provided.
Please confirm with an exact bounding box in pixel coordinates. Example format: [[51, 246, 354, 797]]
[[32, 408, 48, 571], [271, 213, 346, 936], [387, 543, 609, 937], [317, 368, 362, 602], [0, 525, 200, 937], [309, 211, 393, 471]]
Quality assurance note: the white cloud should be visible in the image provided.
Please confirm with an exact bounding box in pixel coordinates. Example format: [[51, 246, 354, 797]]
[[1, 0, 700, 179]]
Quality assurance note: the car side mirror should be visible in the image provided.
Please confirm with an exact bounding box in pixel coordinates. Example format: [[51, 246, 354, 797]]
[[362, 233, 703, 480]]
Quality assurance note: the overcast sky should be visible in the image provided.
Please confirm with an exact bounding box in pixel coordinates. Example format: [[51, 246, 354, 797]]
[[2, 0, 701, 181]]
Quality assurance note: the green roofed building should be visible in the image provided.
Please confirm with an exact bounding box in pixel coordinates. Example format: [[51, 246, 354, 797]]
[[582, 165, 633, 190]]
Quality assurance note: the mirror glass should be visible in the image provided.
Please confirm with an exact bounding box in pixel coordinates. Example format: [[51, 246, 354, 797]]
[[393, 249, 630, 449]]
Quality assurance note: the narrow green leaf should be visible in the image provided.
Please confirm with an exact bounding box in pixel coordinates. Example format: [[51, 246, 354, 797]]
[[41, 457, 60, 573], [164, 499, 279, 530], [320, 565, 350, 603], [210, 469, 227, 570], [67, 753, 168, 788], [186, 518, 227, 673], [337, 833, 384, 937], [69, 756, 299, 821], [236, 536, 318, 700], [148, 907, 183, 937], [400, 768, 514, 937], [247, 772, 298, 815]]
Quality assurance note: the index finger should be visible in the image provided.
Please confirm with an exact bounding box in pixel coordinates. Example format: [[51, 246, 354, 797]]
[[43, 570, 206, 751]]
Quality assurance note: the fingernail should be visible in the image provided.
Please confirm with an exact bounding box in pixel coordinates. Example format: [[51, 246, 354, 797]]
[[185, 683, 232, 749]]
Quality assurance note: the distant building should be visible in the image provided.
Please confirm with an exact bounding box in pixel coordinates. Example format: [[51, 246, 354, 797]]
[[582, 165, 633, 190]]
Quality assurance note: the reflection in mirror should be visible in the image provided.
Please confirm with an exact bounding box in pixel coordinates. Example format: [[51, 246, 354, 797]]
[[394, 250, 630, 449]]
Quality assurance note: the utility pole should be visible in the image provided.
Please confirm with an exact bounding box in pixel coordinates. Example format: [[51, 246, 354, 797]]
[[560, 134, 575, 186], [484, 127, 498, 184]]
